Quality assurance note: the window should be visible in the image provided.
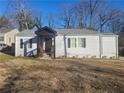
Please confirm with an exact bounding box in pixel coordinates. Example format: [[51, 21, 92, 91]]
[[0, 36, 4, 41], [29, 39, 32, 48], [20, 39, 23, 48], [71, 38, 76, 48], [77, 38, 86, 48], [68, 38, 86, 48], [68, 38, 76, 48]]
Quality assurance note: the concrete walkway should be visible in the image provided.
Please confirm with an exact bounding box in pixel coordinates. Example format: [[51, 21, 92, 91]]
[[119, 56, 124, 60]]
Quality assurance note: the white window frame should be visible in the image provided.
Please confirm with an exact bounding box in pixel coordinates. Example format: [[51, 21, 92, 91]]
[[71, 38, 76, 48], [77, 38, 86, 48], [0, 36, 4, 41], [68, 38, 86, 48]]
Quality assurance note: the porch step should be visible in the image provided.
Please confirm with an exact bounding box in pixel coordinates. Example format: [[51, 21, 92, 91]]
[[42, 53, 51, 59]]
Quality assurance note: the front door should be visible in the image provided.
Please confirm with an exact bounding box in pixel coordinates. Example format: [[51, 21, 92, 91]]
[[45, 38, 52, 56]]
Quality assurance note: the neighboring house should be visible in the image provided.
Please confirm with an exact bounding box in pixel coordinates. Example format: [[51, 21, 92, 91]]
[[15, 26, 118, 59], [0, 27, 19, 51]]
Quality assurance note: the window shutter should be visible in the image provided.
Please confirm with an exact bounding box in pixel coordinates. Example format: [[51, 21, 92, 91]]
[[84, 38, 86, 48], [75, 38, 77, 48], [68, 38, 70, 48], [29, 39, 32, 48], [80, 38, 86, 48], [20, 39, 23, 48]]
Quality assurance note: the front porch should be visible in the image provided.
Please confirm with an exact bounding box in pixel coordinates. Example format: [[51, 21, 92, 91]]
[[35, 27, 56, 59]]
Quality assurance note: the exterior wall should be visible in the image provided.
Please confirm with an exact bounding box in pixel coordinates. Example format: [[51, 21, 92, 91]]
[[101, 36, 118, 59], [15, 34, 118, 59], [0, 34, 4, 44], [55, 36, 65, 57], [15, 36, 37, 56], [55, 35, 100, 58], [4, 29, 19, 46], [55, 35, 118, 59], [0, 34, 5, 50]]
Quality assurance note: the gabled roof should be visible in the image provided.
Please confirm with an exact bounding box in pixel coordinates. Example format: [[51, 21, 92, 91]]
[[55, 29, 116, 35], [16, 26, 116, 37], [16, 27, 37, 37], [0, 27, 16, 35]]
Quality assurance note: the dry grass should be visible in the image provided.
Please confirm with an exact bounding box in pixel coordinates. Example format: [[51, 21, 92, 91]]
[[0, 53, 14, 62], [0, 54, 124, 93]]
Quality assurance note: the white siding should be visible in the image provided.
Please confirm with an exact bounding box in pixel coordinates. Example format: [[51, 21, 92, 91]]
[[55, 35, 100, 58], [0, 35, 4, 44], [4, 29, 19, 46], [55, 36, 65, 57], [101, 36, 118, 58], [15, 34, 118, 59], [15, 36, 37, 56]]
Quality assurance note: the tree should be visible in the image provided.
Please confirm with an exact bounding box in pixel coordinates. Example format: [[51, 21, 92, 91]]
[[75, 0, 85, 28], [0, 17, 11, 28], [75, 0, 106, 29], [88, 0, 99, 28], [60, 4, 76, 29], [96, 1, 123, 32], [8, 0, 43, 31], [109, 11, 124, 33], [11, 0, 34, 31], [47, 14, 55, 28], [15, 10, 34, 31], [34, 16, 43, 29], [74, 0, 124, 33]]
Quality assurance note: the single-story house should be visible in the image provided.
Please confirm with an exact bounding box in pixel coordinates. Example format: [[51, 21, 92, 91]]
[[0, 27, 19, 51], [15, 26, 118, 59]]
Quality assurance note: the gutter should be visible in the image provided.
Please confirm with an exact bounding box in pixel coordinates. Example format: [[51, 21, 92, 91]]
[[116, 35, 119, 59], [63, 32, 70, 58], [99, 35, 102, 58], [64, 34, 67, 58]]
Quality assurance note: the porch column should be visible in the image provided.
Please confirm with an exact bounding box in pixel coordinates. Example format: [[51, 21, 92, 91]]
[[43, 38, 45, 52], [52, 36, 56, 59], [37, 37, 44, 57], [54, 36, 56, 59]]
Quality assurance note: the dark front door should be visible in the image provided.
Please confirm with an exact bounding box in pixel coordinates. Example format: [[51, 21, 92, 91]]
[[37, 37, 44, 57], [45, 38, 52, 56]]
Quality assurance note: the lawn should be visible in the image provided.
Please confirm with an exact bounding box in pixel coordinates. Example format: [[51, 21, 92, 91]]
[[0, 53, 14, 62], [0, 53, 124, 93]]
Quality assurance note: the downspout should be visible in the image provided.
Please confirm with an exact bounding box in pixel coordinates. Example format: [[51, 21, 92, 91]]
[[37, 36, 39, 57], [64, 34, 67, 58], [116, 35, 118, 59], [24, 42, 27, 56], [53, 35, 56, 59], [99, 34, 102, 58]]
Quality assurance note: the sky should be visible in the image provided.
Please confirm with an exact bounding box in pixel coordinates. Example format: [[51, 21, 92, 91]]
[[0, 0, 79, 16], [0, 0, 124, 16], [0, 0, 124, 26]]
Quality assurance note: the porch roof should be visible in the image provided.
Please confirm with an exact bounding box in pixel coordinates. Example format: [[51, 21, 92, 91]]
[[35, 26, 56, 37]]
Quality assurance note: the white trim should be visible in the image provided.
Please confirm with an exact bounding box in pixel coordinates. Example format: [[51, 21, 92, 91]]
[[116, 36, 119, 59]]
